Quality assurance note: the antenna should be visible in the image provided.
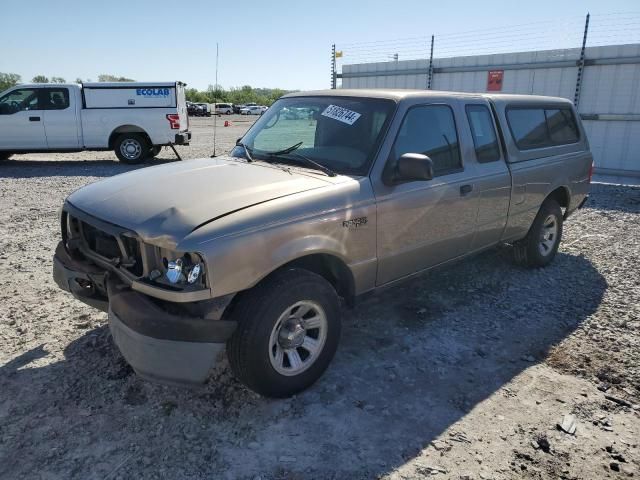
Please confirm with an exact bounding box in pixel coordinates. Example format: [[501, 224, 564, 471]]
[[211, 42, 219, 158]]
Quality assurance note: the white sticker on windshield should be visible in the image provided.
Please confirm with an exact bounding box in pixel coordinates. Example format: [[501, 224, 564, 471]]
[[321, 104, 361, 125]]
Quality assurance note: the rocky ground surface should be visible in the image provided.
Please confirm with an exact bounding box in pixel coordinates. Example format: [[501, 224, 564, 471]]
[[0, 117, 638, 479]]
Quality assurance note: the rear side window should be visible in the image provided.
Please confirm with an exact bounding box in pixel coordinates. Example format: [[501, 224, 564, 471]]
[[392, 104, 462, 176], [546, 109, 579, 144], [507, 106, 580, 150], [43, 88, 70, 110], [465, 105, 500, 162]]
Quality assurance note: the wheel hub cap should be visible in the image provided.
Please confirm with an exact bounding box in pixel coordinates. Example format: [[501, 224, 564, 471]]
[[279, 321, 306, 349], [538, 214, 558, 256], [121, 139, 141, 160], [268, 301, 328, 376]]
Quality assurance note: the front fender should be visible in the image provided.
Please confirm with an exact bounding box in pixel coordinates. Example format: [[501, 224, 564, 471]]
[[199, 211, 376, 298]]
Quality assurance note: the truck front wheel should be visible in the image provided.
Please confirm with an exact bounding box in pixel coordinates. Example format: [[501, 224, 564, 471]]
[[114, 134, 149, 164], [227, 269, 341, 398], [514, 198, 563, 268]]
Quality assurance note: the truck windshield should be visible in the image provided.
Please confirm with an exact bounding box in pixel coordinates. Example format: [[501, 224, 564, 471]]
[[232, 96, 396, 176]]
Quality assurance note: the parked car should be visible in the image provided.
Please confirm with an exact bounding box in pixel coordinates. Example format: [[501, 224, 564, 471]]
[[194, 103, 211, 117], [281, 107, 312, 120], [186, 101, 199, 116], [214, 103, 233, 115], [53, 89, 591, 397], [240, 105, 264, 115], [0, 82, 190, 163]]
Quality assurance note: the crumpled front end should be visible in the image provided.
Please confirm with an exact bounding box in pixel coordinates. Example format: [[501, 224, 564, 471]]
[[53, 203, 237, 385]]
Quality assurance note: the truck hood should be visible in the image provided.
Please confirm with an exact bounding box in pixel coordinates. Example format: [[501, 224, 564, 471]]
[[67, 157, 331, 249]]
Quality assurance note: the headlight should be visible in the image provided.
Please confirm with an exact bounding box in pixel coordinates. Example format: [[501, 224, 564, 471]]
[[166, 258, 184, 283], [160, 253, 204, 286]]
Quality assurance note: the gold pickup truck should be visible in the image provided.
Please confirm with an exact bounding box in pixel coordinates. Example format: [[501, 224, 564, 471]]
[[53, 89, 592, 397]]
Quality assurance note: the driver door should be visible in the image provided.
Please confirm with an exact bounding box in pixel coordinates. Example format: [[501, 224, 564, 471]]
[[374, 103, 479, 285], [0, 87, 47, 150]]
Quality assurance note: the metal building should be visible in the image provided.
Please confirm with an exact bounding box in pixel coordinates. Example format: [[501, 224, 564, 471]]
[[339, 43, 640, 177]]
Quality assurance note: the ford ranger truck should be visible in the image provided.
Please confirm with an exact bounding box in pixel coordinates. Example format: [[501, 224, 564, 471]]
[[53, 89, 592, 397], [0, 82, 190, 164]]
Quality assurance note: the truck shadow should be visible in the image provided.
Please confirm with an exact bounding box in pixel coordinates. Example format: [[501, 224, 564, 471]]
[[0, 249, 606, 479], [0, 157, 180, 179]]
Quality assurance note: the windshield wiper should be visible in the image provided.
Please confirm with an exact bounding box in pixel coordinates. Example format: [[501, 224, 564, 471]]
[[237, 142, 254, 162], [271, 151, 337, 177], [262, 141, 336, 177], [269, 141, 303, 156]]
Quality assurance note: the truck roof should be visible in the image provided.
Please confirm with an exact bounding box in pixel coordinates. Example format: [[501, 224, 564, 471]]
[[8, 81, 186, 89], [82, 82, 184, 88], [15, 83, 80, 89], [283, 88, 574, 105]]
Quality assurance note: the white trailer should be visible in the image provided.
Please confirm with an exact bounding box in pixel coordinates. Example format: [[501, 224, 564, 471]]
[[0, 81, 191, 164]]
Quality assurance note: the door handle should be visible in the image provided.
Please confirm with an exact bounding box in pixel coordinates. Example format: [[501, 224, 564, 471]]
[[29, 116, 41, 122], [460, 184, 473, 196]]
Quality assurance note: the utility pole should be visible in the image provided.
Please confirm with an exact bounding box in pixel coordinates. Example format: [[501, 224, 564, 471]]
[[574, 13, 590, 107], [211, 42, 219, 158], [331, 44, 337, 89], [427, 35, 435, 90]]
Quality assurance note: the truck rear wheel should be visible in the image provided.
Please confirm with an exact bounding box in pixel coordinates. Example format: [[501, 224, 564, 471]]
[[227, 268, 341, 398], [114, 133, 149, 164], [514, 198, 563, 268]]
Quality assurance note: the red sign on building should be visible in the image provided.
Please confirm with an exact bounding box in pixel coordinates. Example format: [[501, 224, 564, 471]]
[[487, 70, 504, 91]]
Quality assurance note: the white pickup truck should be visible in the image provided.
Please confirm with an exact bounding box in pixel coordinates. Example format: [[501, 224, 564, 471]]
[[0, 81, 191, 164]]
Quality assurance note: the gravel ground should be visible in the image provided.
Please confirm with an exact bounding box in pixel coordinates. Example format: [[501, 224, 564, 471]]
[[0, 117, 639, 479]]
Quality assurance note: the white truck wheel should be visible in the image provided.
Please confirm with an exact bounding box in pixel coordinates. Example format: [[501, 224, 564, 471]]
[[114, 134, 149, 165]]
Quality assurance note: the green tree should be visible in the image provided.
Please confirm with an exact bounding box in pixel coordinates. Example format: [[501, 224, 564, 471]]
[[0, 72, 21, 92], [51, 77, 66, 83], [185, 88, 210, 103], [185, 85, 294, 106], [98, 74, 134, 82], [32, 75, 49, 83]]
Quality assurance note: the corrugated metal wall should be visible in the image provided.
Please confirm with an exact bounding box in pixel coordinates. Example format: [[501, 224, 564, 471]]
[[341, 43, 640, 176]]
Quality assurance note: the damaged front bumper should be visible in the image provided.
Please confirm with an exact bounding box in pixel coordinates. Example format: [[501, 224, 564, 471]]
[[53, 242, 237, 385]]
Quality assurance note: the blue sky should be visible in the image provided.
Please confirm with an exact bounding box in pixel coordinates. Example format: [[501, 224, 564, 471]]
[[1, 0, 638, 91]]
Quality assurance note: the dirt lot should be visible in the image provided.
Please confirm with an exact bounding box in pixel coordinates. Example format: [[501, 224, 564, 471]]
[[0, 117, 639, 479]]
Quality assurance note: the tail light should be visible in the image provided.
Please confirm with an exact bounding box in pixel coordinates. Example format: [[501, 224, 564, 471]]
[[588, 161, 594, 183], [166, 114, 180, 130]]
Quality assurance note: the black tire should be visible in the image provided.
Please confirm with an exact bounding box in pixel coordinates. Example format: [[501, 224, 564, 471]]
[[150, 145, 162, 157], [0, 152, 12, 160], [114, 133, 149, 164], [514, 198, 563, 268], [226, 110, 232, 115], [227, 268, 341, 398]]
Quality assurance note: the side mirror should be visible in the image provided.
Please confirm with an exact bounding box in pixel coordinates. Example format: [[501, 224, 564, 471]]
[[392, 153, 434, 183]]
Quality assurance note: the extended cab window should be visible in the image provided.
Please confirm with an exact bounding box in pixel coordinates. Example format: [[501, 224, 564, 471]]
[[507, 106, 580, 150], [0, 89, 40, 115], [465, 105, 500, 163], [43, 88, 70, 110], [392, 104, 461, 176]]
